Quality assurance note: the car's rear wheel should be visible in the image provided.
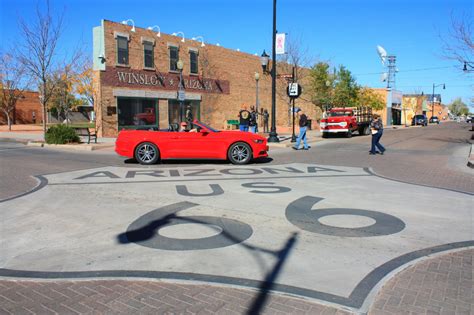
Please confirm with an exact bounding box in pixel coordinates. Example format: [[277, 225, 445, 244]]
[[228, 142, 252, 165], [135, 142, 160, 165]]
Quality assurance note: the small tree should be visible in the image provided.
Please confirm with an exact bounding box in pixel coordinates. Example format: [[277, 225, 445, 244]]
[[309, 62, 334, 110], [449, 98, 469, 116], [49, 64, 79, 123], [0, 53, 30, 130], [357, 88, 385, 110], [333, 66, 359, 107], [74, 62, 95, 107]]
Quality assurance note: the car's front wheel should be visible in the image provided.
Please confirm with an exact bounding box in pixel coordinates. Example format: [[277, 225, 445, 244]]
[[135, 142, 160, 165], [228, 142, 252, 165]]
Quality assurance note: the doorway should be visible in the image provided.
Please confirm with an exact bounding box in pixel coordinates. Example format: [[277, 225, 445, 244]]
[[168, 100, 200, 124]]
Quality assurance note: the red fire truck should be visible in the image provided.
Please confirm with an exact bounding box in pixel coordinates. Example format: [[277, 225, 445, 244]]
[[320, 107, 372, 138]]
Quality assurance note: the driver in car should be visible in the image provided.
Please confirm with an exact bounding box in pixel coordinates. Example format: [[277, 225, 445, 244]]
[[179, 122, 198, 132]]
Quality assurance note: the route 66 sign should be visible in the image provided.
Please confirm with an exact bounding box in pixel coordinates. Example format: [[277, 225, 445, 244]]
[[287, 83, 302, 98]]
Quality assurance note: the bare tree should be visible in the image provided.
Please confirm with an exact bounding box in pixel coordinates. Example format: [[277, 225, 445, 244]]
[[16, 0, 80, 138], [0, 53, 30, 130], [441, 13, 473, 65], [276, 35, 315, 125]]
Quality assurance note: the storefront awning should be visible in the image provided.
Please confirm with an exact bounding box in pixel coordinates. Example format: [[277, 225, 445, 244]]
[[113, 89, 202, 100]]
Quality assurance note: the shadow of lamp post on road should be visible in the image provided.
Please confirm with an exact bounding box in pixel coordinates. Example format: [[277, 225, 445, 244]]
[[117, 201, 299, 314]]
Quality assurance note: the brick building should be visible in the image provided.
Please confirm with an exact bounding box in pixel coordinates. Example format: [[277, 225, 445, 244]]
[[370, 88, 404, 125], [92, 20, 318, 137], [403, 94, 450, 123], [0, 90, 42, 125]]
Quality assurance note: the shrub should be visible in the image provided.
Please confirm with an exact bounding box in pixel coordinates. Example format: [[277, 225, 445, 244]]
[[45, 125, 80, 144]]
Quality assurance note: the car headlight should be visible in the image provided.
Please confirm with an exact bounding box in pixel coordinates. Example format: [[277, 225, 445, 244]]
[[340, 122, 347, 127], [253, 139, 264, 144], [320, 123, 327, 128]]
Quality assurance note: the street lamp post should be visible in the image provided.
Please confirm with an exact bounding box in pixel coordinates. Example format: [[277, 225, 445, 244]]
[[255, 72, 260, 131], [291, 66, 297, 142], [431, 83, 445, 122], [267, 0, 279, 143], [177, 59, 185, 123]]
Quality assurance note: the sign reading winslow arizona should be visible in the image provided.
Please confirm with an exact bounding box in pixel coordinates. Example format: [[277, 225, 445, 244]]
[[102, 66, 230, 94]]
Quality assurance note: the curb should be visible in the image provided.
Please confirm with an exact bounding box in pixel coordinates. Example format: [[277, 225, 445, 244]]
[[27, 141, 113, 151], [468, 144, 474, 169]]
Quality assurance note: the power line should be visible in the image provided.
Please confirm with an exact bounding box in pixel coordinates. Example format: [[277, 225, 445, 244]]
[[355, 65, 456, 76]]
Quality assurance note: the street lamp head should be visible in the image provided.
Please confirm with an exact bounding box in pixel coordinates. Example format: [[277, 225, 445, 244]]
[[122, 19, 135, 32], [463, 62, 467, 71], [176, 59, 184, 71], [172, 31, 185, 42], [442, 84, 446, 89], [254, 72, 260, 81], [192, 36, 205, 47], [147, 25, 161, 37], [260, 50, 270, 74]]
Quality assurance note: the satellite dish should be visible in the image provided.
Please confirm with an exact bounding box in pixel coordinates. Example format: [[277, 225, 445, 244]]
[[377, 45, 388, 65], [381, 72, 388, 82]]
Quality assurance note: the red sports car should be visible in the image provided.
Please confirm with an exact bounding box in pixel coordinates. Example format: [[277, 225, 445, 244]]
[[115, 120, 269, 165]]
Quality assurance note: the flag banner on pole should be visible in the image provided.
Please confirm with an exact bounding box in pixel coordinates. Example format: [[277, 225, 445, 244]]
[[276, 33, 286, 55]]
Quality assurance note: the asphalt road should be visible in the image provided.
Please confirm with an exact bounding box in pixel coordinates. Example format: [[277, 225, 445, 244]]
[[0, 121, 472, 314], [1, 121, 472, 201]]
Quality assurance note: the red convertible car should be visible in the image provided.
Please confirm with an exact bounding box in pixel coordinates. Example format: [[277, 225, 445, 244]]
[[115, 120, 269, 165]]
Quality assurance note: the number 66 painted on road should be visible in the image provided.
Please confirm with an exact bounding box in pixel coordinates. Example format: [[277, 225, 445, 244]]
[[120, 196, 405, 250]]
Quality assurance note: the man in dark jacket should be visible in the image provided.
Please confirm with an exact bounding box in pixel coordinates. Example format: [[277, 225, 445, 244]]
[[238, 104, 251, 132], [369, 114, 386, 155], [293, 110, 310, 150], [249, 105, 258, 133]]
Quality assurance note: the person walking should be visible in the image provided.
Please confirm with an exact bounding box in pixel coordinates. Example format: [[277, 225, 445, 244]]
[[263, 109, 269, 133], [238, 104, 251, 132], [249, 106, 258, 133], [369, 114, 386, 155], [293, 109, 310, 150]]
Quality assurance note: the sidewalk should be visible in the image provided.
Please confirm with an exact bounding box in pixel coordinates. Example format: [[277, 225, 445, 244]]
[[1, 248, 471, 314], [0, 130, 116, 151]]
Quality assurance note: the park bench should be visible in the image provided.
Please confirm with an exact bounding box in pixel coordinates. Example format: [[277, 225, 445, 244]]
[[74, 127, 97, 144], [226, 119, 239, 130]]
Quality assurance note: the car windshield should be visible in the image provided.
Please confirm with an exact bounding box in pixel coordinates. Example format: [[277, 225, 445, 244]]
[[415, 115, 425, 119], [195, 121, 219, 132], [431, 117, 438, 119], [329, 111, 352, 117]]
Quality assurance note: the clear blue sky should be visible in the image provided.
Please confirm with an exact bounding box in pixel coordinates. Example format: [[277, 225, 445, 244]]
[[1, 0, 472, 106]]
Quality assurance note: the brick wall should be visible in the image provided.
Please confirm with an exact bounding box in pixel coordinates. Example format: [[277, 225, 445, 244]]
[[95, 20, 319, 137], [0, 91, 42, 125]]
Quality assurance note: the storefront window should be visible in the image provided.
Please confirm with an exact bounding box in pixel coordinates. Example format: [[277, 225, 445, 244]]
[[117, 36, 129, 65], [117, 98, 157, 128], [190, 50, 198, 74], [168, 100, 200, 124], [169, 46, 178, 71], [144, 41, 154, 68]]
